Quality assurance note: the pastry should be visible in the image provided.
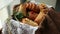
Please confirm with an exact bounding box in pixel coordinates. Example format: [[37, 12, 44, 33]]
[[22, 18, 38, 26], [34, 11, 45, 25], [24, 2, 40, 13]]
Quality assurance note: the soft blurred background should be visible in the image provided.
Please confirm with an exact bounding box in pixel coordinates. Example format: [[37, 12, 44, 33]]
[[0, 0, 60, 29]]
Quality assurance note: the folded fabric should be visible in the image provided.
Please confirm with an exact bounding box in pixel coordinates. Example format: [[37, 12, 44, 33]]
[[2, 19, 38, 34]]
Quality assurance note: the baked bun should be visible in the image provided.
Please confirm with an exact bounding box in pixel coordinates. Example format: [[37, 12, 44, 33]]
[[22, 18, 38, 26]]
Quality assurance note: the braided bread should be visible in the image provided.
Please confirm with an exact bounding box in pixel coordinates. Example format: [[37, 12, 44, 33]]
[[24, 2, 40, 13]]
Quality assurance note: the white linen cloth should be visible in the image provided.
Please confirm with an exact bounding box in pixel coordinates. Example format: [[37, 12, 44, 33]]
[[2, 19, 38, 34]]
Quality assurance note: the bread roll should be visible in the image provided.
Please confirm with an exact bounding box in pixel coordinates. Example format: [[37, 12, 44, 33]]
[[39, 3, 49, 14], [34, 11, 45, 25], [34, 4, 48, 25], [18, 4, 26, 16], [39, 3, 47, 10], [34, 3, 49, 24], [24, 2, 40, 13], [22, 18, 38, 26]]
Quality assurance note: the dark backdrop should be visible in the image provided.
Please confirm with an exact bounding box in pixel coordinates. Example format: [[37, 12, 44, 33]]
[[55, 0, 60, 12]]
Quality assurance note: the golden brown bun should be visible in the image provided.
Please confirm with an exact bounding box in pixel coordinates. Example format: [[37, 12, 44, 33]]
[[18, 4, 26, 16], [34, 11, 45, 25], [22, 18, 38, 26], [39, 3, 47, 10], [34, 3, 49, 25], [39, 3, 48, 14], [24, 2, 40, 13]]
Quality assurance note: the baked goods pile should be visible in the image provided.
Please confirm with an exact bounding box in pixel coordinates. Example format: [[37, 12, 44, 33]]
[[12, 2, 49, 26]]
